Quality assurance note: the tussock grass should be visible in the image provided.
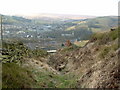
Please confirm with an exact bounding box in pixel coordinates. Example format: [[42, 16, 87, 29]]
[[33, 70, 77, 88], [2, 63, 35, 88]]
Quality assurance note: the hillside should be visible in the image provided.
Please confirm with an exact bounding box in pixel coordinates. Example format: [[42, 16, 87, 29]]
[[1, 15, 32, 24], [66, 16, 118, 32], [47, 28, 119, 88], [1, 14, 118, 45], [2, 28, 119, 88]]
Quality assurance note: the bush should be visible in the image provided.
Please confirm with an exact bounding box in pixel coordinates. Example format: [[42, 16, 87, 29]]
[[2, 41, 48, 63], [32, 49, 48, 57], [2, 41, 30, 63]]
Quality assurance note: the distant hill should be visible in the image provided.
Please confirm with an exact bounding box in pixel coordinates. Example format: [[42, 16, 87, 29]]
[[66, 16, 118, 32], [1, 15, 32, 24], [1, 14, 118, 42], [2, 14, 117, 28], [20, 13, 96, 20]]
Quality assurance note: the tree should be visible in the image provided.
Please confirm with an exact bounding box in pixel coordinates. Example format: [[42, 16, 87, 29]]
[[61, 43, 64, 47], [65, 40, 72, 47]]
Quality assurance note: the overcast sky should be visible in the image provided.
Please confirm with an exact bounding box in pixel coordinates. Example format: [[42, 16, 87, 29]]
[[0, 0, 119, 16]]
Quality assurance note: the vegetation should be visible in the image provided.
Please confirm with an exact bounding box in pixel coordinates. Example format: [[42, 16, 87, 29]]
[[2, 41, 29, 63], [99, 44, 118, 58], [1, 14, 119, 88], [90, 28, 118, 44], [2, 63, 35, 88], [61, 44, 78, 52], [2, 40, 48, 63], [2, 40, 47, 88], [74, 40, 89, 47], [32, 49, 48, 58], [33, 70, 78, 88], [47, 28, 119, 88], [67, 16, 118, 32], [2, 40, 78, 88], [2, 15, 31, 24], [90, 28, 119, 59]]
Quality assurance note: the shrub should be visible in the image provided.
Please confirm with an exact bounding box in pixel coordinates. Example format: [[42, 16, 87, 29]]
[[32, 49, 48, 57], [2, 41, 30, 63], [2, 41, 48, 63]]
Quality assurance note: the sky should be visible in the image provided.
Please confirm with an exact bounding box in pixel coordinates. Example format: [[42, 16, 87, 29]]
[[0, 0, 119, 16]]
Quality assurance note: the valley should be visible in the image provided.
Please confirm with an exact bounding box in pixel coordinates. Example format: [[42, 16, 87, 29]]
[[1, 15, 118, 50], [1, 14, 119, 88]]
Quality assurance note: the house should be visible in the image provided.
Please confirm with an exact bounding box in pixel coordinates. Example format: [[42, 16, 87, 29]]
[[61, 32, 74, 37], [47, 50, 57, 53]]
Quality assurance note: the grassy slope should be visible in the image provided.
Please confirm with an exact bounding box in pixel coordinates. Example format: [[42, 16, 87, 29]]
[[66, 16, 118, 32], [2, 15, 31, 24], [2, 40, 48, 88], [2, 63, 35, 88]]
